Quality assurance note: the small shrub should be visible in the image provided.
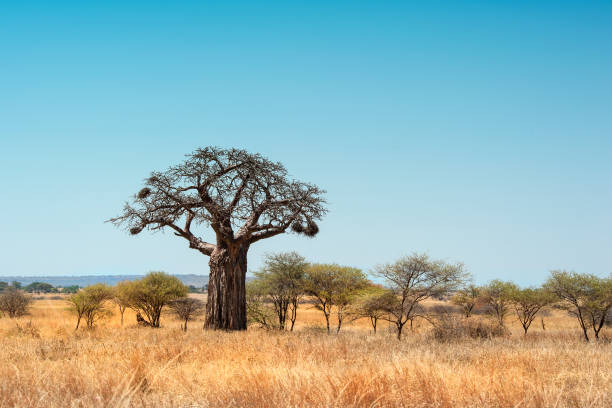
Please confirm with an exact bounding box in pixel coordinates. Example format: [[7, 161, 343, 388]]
[[431, 315, 508, 341], [7, 321, 40, 338], [0, 289, 32, 318]]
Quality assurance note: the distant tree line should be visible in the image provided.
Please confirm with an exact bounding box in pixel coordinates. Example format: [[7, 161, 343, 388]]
[[0, 281, 79, 294], [2, 255, 610, 342]]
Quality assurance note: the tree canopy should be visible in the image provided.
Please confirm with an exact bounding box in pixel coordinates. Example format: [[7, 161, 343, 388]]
[[375, 253, 468, 340], [109, 147, 327, 254], [124, 272, 188, 328]]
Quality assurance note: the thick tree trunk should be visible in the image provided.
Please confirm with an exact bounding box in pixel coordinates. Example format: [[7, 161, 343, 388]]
[[205, 243, 248, 330]]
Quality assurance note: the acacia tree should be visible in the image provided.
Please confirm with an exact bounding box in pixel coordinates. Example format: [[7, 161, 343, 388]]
[[451, 285, 481, 318], [510, 287, 555, 335], [304, 264, 367, 334], [109, 147, 326, 330], [357, 286, 395, 334], [332, 269, 369, 333], [113, 281, 132, 326], [169, 297, 206, 331], [375, 253, 467, 340], [125, 272, 187, 328], [67, 284, 114, 329], [253, 252, 307, 331], [544, 270, 612, 341], [480, 280, 518, 327]]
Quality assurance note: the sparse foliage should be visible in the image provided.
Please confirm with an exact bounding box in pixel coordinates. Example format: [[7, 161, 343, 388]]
[[375, 253, 467, 340], [431, 314, 509, 341], [544, 270, 612, 341], [113, 281, 132, 326], [251, 252, 308, 330], [246, 280, 277, 330], [451, 285, 481, 318], [510, 287, 555, 335], [168, 297, 206, 331], [0, 288, 32, 318], [480, 280, 518, 327], [356, 286, 394, 333], [67, 284, 114, 329], [304, 264, 368, 334], [109, 147, 327, 330]]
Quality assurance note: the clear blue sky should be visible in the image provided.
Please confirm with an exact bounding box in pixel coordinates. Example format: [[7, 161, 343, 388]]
[[1, 1, 610, 286]]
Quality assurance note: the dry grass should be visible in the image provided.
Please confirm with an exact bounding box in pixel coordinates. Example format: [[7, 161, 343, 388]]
[[0, 296, 610, 408]]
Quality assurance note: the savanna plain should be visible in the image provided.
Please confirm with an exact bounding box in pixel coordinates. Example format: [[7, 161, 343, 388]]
[[1, 295, 610, 408]]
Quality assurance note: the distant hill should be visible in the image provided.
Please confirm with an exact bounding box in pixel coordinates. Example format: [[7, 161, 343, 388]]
[[0, 274, 209, 288]]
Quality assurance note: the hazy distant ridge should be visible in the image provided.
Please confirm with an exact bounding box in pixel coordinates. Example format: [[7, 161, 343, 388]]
[[1, 274, 209, 287]]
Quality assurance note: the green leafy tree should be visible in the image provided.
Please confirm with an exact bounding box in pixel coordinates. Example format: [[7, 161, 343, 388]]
[[113, 281, 132, 326], [245, 279, 277, 329], [24, 282, 56, 293], [252, 252, 308, 331], [356, 286, 395, 333], [544, 270, 612, 341], [67, 292, 88, 329], [61, 285, 80, 294], [451, 285, 481, 318], [304, 264, 369, 334], [68, 284, 114, 329], [510, 287, 555, 335], [187, 285, 201, 293], [331, 269, 369, 333], [375, 253, 467, 340], [124, 272, 188, 328], [0, 281, 8, 292], [480, 280, 518, 327]]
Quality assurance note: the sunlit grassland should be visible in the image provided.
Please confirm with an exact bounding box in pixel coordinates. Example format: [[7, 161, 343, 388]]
[[0, 295, 610, 407]]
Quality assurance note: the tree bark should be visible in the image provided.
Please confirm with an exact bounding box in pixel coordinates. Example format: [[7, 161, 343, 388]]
[[324, 311, 331, 334], [289, 300, 298, 331], [396, 323, 404, 340], [576, 308, 589, 342], [205, 243, 248, 330]]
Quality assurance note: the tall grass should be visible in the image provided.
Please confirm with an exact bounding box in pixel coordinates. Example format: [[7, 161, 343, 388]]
[[0, 296, 610, 407]]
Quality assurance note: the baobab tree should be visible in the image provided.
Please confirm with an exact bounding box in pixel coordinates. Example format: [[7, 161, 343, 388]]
[[109, 147, 326, 330]]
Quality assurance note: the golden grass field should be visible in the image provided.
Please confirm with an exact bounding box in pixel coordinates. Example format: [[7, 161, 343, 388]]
[[0, 295, 610, 408]]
